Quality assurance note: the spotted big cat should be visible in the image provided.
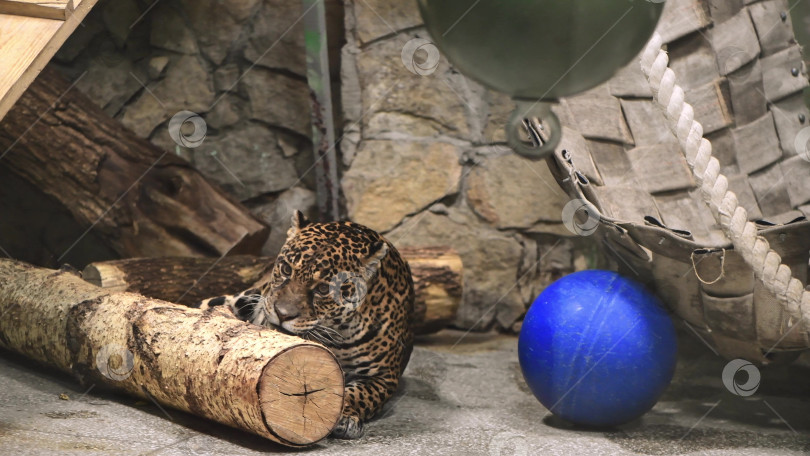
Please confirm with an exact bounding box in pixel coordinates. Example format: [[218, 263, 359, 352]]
[[198, 211, 414, 439]]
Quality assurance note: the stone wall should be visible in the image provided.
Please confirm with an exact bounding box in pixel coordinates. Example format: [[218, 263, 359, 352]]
[[53, 0, 343, 256], [42, 0, 600, 332], [339, 0, 600, 331]]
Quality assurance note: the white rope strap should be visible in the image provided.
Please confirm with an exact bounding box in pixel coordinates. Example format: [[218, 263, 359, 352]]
[[640, 33, 810, 333]]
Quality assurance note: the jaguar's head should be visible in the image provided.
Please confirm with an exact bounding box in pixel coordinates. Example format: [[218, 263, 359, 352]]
[[253, 211, 388, 345]]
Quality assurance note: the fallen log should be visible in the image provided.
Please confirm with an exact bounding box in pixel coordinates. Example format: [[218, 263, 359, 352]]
[[81, 256, 274, 306], [0, 259, 343, 447], [81, 247, 463, 334], [0, 66, 269, 258], [404, 247, 463, 335]]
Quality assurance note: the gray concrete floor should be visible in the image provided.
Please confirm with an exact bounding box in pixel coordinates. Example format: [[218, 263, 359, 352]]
[[1, 329, 809, 455]]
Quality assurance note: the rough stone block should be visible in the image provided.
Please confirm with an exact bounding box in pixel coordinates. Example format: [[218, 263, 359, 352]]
[[466, 152, 569, 229], [251, 186, 317, 257], [341, 140, 462, 232], [387, 207, 524, 330], [243, 68, 311, 137], [180, 0, 260, 65], [352, 0, 422, 44], [150, 4, 198, 55], [355, 35, 469, 138], [243, 0, 306, 75], [120, 55, 215, 138], [192, 124, 299, 200]]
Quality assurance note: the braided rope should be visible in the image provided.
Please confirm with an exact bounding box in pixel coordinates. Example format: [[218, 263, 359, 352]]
[[640, 33, 810, 337]]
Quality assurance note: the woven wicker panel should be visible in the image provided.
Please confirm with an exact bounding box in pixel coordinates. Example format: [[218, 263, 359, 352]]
[[549, 0, 810, 364]]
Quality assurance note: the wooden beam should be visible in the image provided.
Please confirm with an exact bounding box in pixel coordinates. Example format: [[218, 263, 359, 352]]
[[0, 0, 98, 122], [0, 0, 74, 20]]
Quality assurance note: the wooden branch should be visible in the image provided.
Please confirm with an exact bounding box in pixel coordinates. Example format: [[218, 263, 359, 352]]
[[82, 247, 463, 334], [0, 259, 343, 447], [0, 67, 269, 258]]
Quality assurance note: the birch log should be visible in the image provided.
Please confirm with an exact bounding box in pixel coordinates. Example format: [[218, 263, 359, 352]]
[[82, 247, 463, 334], [0, 259, 343, 447]]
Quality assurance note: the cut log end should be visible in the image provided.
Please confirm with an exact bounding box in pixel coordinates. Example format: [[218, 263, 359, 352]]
[[0, 259, 345, 447], [259, 345, 344, 446]]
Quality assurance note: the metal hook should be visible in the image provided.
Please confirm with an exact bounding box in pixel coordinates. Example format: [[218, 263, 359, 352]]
[[506, 101, 561, 160]]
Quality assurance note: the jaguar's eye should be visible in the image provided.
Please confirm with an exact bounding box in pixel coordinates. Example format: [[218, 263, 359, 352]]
[[315, 283, 331, 295], [279, 262, 293, 277]]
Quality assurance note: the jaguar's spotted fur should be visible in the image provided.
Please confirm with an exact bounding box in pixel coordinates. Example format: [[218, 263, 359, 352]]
[[198, 211, 414, 439]]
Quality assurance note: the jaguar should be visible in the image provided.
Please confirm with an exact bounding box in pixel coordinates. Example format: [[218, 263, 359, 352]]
[[198, 211, 414, 439]]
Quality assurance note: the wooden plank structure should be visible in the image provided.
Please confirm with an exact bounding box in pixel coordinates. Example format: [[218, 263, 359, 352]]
[[0, 0, 74, 20], [0, 0, 98, 122]]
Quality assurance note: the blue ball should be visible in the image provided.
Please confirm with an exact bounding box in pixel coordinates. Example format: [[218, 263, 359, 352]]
[[518, 270, 677, 427]]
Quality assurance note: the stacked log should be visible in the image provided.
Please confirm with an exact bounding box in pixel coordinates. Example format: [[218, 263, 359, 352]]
[[82, 247, 463, 334]]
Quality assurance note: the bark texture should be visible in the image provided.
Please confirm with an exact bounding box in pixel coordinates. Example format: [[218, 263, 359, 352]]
[[0, 67, 269, 258], [0, 259, 343, 447], [82, 247, 463, 334]]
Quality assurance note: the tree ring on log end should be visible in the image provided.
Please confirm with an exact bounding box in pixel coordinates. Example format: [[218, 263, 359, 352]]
[[258, 345, 344, 446]]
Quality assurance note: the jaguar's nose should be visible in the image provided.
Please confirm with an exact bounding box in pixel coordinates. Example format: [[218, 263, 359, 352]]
[[275, 301, 300, 322]]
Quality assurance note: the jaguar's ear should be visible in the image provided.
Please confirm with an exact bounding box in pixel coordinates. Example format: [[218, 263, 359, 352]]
[[360, 241, 388, 281], [286, 210, 309, 240]]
